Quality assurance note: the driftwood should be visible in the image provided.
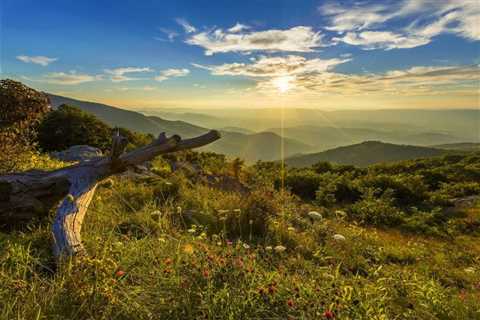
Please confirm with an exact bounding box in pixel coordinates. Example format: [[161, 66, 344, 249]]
[[0, 130, 221, 258]]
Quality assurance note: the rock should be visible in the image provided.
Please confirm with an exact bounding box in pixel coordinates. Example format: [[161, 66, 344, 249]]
[[308, 211, 323, 221], [333, 234, 346, 241], [51, 145, 103, 162]]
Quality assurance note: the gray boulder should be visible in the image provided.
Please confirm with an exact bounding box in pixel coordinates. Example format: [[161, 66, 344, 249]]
[[51, 145, 103, 162]]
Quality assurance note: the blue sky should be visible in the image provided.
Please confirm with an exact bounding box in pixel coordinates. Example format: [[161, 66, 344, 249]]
[[1, 0, 479, 109]]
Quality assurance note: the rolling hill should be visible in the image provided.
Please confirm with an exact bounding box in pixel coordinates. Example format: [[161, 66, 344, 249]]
[[432, 142, 480, 151], [285, 141, 448, 167], [267, 126, 465, 151], [47, 94, 311, 161]]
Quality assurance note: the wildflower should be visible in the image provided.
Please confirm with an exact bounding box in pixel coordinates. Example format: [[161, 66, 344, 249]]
[[287, 299, 294, 307], [323, 310, 335, 319], [335, 210, 346, 218], [308, 211, 323, 221], [226, 240, 233, 246], [333, 234, 346, 241], [265, 246, 273, 251], [115, 270, 126, 278], [176, 206, 182, 214], [187, 228, 196, 234], [202, 270, 209, 278], [243, 243, 251, 249], [233, 209, 241, 213], [464, 267, 475, 273], [287, 226, 295, 232], [218, 209, 230, 214], [183, 244, 194, 254], [151, 210, 161, 216], [158, 237, 166, 243], [164, 258, 172, 265], [274, 245, 287, 253]]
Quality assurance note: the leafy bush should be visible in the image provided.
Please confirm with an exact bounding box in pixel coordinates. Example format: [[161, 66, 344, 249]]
[[38, 104, 112, 151], [348, 190, 405, 226], [281, 170, 322, 200]]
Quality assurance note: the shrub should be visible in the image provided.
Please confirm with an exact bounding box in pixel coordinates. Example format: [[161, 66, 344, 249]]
[[38, 104, 112, 151], [281, 170, 322, 200], [348, 191, 404, 226], [315, 173, 362, 206]]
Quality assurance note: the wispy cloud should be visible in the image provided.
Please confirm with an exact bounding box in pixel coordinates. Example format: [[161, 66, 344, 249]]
[[320, 0, 480, 50], [155, 68, 190, 82], [227, 23, 250, 33], [16, 55, 57, 66], [259, 64, 480, 96], [176, 18, 196, 33], [42, 71, 102, 85], [193, 55, 350, 77], [104, 67, 152, 82], [186, 26, 324, 55], [156, 27, 179, 42]]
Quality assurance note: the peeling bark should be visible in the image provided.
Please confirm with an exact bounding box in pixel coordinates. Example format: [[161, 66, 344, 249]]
[[0, 130, 221, 258]]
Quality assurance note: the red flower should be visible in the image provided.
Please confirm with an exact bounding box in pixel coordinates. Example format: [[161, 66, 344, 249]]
[[287, 299, 294, 307], [203, 270, 210, 278], [323, 310, 335, 319], [115, 270, 126, 278]]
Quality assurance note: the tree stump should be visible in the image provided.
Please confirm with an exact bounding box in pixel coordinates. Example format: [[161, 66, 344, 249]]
[[0, 130, 221, 258]]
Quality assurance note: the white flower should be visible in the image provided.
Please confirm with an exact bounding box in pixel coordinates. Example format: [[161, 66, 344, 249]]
[[308, 211, 322, 221], [287, 226, 296, 232], [176, 206, 182, 214], [333, 234, 346, 241], [187, 228, 196, 234], [243, 243, 251, 249], [265, 246, 273, 251], [335, 210, 346, 218], [464, 267, 475, 273], [274, 245, 287, 253], [151, 210, 161, 216]]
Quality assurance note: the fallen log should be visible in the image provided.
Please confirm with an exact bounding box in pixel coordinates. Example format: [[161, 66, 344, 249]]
[[0, 130, 221, 258]]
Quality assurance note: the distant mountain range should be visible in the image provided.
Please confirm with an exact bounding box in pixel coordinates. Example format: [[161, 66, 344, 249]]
[[48, 94, 309, 162], [284, 141, 450, 167], [48, 94, 478, 163]]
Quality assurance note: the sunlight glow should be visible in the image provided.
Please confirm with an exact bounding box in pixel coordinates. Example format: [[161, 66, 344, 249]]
[[273, 76, 294, 93]]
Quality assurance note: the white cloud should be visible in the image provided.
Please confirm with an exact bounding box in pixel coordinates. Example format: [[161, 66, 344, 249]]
[[155, 68, 190, 82], [16, 55, 57, 66], [104, 67, 152, 82], [42, 72, 101, 85], [186, 26, 324, 55], [320, 0, 480, 50], [336, 31, 430, 50], [228, 23, 250, 33], [176, 18, 196, 33], [156, 28, 179, 41], [194, 55, 350, 77]]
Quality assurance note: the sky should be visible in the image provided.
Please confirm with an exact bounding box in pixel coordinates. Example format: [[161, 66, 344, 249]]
[[1, 0, 479, 110]]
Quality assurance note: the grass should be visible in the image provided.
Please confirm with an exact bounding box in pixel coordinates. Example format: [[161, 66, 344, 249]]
[[0, 154, 479, 319]]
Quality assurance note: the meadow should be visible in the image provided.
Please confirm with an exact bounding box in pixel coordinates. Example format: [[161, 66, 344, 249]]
[[1, 149, 479, 319]]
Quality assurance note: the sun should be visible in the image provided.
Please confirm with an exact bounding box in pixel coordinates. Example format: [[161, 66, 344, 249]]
[[273, 75, 294, 93]]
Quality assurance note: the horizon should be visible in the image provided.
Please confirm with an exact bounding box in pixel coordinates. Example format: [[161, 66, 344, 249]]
[[1, 0, 479, 110]]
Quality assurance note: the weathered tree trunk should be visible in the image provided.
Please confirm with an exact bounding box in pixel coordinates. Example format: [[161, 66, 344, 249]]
[[0, 130, 221, 258]]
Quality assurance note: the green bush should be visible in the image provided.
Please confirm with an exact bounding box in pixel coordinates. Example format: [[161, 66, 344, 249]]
[[348, 190, 404, 226], [38, 104, 112, 151]]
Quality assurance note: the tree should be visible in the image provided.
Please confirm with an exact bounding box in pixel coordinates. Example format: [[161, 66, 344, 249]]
[[0, 79, 51, 173], [38, 104, 112, 151]]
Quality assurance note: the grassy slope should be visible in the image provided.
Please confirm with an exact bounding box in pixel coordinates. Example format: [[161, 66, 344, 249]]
[[0, 155, 479, 319]]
